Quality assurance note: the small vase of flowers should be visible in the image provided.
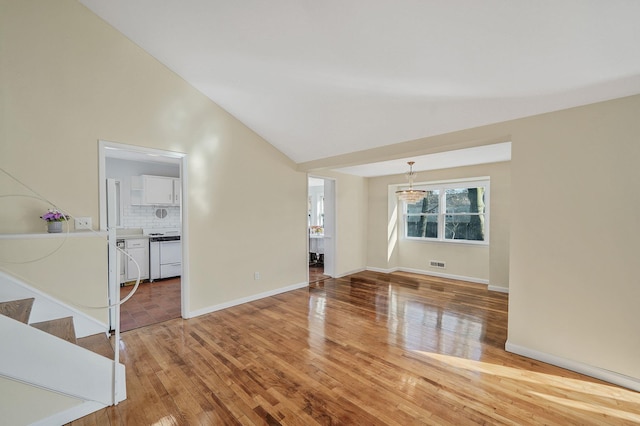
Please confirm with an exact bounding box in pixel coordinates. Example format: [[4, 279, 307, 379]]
[[41, 209, 69, 233]]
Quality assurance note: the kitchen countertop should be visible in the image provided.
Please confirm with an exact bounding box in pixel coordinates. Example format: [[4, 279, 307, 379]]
[[116, 229, 148, 240], [116, 234, 149, 241]]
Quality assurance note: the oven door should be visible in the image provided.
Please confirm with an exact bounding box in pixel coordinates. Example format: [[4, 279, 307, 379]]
[[160, 240, 181, 264], [159, 240, 182, 278]]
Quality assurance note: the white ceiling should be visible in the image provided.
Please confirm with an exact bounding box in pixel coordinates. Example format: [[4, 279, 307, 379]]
[[81, 1, 640, 173]]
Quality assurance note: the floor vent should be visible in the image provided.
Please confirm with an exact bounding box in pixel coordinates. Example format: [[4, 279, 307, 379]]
[[429, 260, 446, 269]]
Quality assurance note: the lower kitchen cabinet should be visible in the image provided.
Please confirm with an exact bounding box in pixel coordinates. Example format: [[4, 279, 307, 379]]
[[125, 238, 149, 281]]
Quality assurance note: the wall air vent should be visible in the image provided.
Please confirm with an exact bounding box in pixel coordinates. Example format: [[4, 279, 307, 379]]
[[429, 260, 446, 269]]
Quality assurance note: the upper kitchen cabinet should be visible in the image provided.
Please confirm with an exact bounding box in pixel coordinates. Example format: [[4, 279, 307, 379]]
[[143, 175, 173, 205], [131, 175, 181, 206], [172, 178, 181, 205]]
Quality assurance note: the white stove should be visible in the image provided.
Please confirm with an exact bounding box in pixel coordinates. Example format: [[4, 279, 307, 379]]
[[145, 228, 182, 281]]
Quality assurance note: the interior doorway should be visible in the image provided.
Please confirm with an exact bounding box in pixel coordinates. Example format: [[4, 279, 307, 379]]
[[308, 176, 335, 282], [99, 140, 188, 331]]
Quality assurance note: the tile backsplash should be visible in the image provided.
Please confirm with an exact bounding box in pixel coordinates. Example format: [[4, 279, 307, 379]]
[[122, 205, 181, 229]]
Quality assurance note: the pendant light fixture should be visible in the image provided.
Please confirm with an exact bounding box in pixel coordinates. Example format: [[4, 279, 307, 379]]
[[396, 161, 426, 203]]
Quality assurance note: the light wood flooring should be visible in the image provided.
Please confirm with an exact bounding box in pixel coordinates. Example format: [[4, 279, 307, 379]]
[[69, 271, 640, 425]]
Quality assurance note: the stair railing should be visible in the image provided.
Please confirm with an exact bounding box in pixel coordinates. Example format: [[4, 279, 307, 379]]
[[0, 167, 138, 406]]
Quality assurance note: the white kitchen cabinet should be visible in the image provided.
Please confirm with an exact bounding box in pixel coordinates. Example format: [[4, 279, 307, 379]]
[[125, 238, 149, 281], [172, 178, 181, 206], [143, 175, 174, 205], [129, 175, 143, 205], [129, 175, 181, 206]]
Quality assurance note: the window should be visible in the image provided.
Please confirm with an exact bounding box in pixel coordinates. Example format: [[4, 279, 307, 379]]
[[404, 180, 489, 244]]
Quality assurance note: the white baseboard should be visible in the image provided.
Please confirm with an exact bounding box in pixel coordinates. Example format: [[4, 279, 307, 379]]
[[365, 266, 398, 274], [365, 266, 510, 293], [187, 281, 308, 319], [398, 267, 489, 285], [334, 268, 365, 278], [505, 341, 640, 392]]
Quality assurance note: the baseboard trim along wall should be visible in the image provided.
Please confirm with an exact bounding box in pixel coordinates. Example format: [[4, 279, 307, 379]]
[[187, 281, 309, 319], [365, 266, 397, 274], [366, 266, 504, 289], [505, 341, 640, 392], [399, 267, 489, 285], [334, 268, 366, 278]]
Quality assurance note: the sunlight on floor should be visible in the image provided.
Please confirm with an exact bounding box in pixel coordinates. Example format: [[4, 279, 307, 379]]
[[152, 415, 178, 426], [413, 350, 640, 422], [529, 391, 640, 423]]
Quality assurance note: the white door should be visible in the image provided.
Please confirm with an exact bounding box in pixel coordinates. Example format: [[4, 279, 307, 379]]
[[106, 178, 119, 330], [322, 179, 336, 277]]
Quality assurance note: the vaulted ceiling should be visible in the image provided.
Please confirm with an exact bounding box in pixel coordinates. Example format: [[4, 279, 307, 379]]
[[80, 1, 640, 174]]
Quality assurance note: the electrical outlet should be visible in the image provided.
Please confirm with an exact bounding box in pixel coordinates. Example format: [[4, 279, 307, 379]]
[[254, 272, 260, 280], [74, 217, 92, 230]]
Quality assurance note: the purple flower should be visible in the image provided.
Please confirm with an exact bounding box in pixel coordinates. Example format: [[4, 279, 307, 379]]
[[40, 209, 69, 222]]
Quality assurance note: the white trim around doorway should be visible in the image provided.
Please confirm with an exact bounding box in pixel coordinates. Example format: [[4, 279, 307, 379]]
[[307, 175, 336, 282], [97, 140, 189, 319]]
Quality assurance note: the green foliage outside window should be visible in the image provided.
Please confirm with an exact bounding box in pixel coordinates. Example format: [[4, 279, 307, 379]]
[[405, 183, 487, 243]]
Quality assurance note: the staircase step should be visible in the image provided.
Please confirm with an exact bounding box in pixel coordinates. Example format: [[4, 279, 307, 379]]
[[31, 316, 77, 344], [0, 298, 35, 323], [77, 333, 115, 360]]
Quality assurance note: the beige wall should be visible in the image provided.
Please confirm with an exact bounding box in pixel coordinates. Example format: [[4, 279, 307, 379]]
[[1, 0, 307, 316], [508, 96, 640, 380], [367, 161, 510, 289], [309, 171, 368, 277], [0, 236, 109, 322], [366, 179, 400, 270]]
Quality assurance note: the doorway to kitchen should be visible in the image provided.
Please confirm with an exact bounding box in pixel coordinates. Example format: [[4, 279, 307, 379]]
[[308, 176, 335, 283], [99, 140, 187, 332]]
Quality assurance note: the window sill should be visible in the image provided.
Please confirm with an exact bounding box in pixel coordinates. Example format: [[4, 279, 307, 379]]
[[403, 237, 489, 247]]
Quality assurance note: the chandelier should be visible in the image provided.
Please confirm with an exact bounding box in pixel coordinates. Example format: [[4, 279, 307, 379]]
[[396, 161, 426, 203]]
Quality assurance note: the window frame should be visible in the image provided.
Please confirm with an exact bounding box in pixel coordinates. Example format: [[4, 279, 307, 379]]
[[402, 178, 490, 245]]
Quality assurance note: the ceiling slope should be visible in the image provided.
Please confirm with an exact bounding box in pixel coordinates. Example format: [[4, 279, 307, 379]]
[[80, 0, 640, 167]]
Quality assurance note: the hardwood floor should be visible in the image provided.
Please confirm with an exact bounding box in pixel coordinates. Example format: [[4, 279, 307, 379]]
[[309, 265, 330, 284], [119, 278, 181, 332], [69, 271, 640, 425]]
